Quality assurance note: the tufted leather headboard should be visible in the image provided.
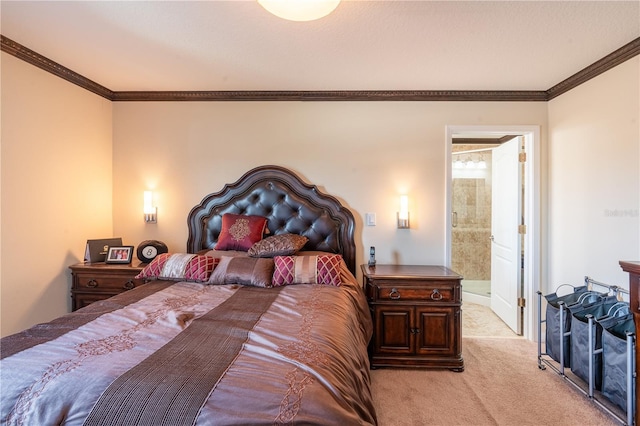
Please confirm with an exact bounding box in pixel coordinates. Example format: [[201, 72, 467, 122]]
[[187, 165, 357, 275]]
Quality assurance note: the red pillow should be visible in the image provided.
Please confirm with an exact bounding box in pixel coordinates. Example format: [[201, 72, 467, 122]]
[[215, 214, 268, 251], [272, 254, 342, 286]]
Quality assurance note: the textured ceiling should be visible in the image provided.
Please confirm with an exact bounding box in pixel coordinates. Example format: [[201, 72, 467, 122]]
[[1, 1, 639, 92]]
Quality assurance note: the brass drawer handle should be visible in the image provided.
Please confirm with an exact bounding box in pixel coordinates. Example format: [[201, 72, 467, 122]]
[[431, 289, 443, 301], [123, 280, 136, 290], [86, 279, 98, 288], [389, 288, 401, 300]]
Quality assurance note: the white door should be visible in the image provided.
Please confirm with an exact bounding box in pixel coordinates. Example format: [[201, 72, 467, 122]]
[[490, 137, 522, 334]]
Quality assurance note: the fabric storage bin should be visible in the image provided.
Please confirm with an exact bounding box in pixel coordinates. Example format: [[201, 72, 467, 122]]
[[600, 314, 635, 413], [545, 286, 606, 366], [570, 299, 628, 390]]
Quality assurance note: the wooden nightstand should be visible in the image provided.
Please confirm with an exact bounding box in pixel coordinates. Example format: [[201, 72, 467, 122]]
[[620, 260, 640, 426], [69, 262, 146, 311], [362, 264, 464, 371]]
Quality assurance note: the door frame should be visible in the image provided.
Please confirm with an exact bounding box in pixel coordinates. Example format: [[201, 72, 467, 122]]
[[445, 125, 540, 341]]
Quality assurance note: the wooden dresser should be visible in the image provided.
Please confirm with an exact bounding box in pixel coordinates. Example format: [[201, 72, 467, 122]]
[[69, 262, 146, 311], [362, 264, 464, 371], [619, 260, 640, 426]]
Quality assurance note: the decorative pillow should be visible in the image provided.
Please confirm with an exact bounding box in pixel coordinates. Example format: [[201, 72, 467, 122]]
[[135, 253, 217, 283], [272, 254, 342, 287], [215, 214, 268, 252], [248, 234, 308, 258], [199, 249, 249, 259], [208, 256, 274, 288]]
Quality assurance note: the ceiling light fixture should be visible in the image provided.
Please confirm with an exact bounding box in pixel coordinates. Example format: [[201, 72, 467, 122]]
[[258, 0, 341, 21]]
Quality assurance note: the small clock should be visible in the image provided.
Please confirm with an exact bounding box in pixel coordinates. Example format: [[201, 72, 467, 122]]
[[137, 240, 168, 263]]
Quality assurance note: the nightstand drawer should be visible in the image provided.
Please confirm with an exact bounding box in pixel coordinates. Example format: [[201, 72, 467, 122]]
[[375, 283, 454, 302], [74, 273, 141, 291]]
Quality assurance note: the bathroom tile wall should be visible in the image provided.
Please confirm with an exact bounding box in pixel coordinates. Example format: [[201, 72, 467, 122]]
[[451, 145, 493, 280]]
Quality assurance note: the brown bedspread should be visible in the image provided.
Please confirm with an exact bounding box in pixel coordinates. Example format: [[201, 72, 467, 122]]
[[1, 270, 376, 425]]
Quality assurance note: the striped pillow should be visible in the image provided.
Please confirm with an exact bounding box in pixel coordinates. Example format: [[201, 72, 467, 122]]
[[207, 256, 274, 288], [135, 253, 217, 282], [272, 254, 342, 286]]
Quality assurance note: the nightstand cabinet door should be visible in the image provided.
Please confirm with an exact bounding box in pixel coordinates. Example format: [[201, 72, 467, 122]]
[[416, 306, 457, 357], [374, 305, 414, 354]]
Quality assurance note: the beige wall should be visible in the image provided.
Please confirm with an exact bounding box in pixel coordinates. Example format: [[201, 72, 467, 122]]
[[2, 50, 638, 337], [547, 57, 640, 289], [1, 53, 113, 336], [111, 101, 547, 278]]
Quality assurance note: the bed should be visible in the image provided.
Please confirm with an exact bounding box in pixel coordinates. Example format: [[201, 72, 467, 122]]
[[1, 165, 377, 425]]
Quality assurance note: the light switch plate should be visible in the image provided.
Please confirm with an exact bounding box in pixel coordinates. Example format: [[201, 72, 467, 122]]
[[365, 213, 376, 226]]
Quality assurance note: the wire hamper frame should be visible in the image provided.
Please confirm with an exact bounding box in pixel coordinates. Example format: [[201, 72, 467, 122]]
[[537, 276, 636, 425]]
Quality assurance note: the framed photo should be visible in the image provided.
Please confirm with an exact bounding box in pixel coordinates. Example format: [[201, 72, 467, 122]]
[[105, 245, 134, 264]]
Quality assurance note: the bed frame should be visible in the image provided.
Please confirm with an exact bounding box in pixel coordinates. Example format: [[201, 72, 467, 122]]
[[186, 165, 357, 275]]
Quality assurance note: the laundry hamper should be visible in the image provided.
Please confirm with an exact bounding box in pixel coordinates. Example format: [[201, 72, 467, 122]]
[[545, 286, 605, 367], [600, 314, 636, 413], [570, 299, 627, 390]]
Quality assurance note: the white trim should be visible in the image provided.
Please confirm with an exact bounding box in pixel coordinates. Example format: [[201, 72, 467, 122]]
[[445, 125, 541, 341]]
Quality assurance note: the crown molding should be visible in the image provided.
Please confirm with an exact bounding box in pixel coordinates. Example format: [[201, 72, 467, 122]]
[[1, 35, 114, 100], [546, 37, 640, 100], [2, 34, 638, 102], [111, 90, 547, 102]]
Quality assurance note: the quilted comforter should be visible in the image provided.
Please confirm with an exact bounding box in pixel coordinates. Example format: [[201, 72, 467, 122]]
[[1, 268, 376, 425]]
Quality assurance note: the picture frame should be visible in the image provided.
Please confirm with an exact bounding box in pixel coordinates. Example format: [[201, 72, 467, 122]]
[[84, 237, 123, 263], [105, 245, 134, 264]]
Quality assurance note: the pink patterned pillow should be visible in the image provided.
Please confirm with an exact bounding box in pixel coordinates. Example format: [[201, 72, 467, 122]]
[[215, 214, 268, 252], [135, 253, 218, 282], [272, 254, 342, 286]]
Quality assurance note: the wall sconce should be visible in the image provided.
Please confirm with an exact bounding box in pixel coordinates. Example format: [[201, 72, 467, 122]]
[[397, 195, 410, 229], [144, 191, 157, 224]]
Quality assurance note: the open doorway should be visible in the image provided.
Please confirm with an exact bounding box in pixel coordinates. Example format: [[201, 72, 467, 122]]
[[445, 125, 540, 341], [451, 143, 498, 304]]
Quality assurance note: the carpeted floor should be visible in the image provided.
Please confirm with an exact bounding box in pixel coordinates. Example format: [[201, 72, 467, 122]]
[[462, 302, 519, 338], [370, 337, 618, 426], [370, 303, 621, 425]]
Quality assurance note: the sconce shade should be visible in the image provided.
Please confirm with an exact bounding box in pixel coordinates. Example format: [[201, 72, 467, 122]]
[[398, 195, 410, 229], [258, 0, 340, 21], [143, 191, 154, 214], [144, 191, 157, 224]]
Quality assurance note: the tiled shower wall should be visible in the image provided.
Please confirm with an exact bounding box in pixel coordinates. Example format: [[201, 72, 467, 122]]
[[451, 146, 493, 281]]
